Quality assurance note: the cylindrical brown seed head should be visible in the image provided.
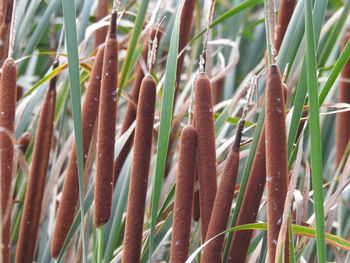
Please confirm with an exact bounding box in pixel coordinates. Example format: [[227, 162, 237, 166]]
[[275, 0, 296, 53], [0, 58, 17, 263], [15, 64, 57, 263], [229, 81, 289, 262], [336, 31, 350, 166], [212, 77, 224, 106], [94, 29, 118, 227], [122, 75, 156, 263], [17, 132, 31, 154], [265, 64, 288, 263], [194, 72, 217, 242], [51, 45, 105, 258], [202, 120, 244, 263], [170, 125, 197, 263], [113, 26, 161, 183], [0, 0, 14, 66], [175, 0, 196, 96], [229, 126, 266, 263], [0, 23, 10, 66], [94, 0, 109, 49]]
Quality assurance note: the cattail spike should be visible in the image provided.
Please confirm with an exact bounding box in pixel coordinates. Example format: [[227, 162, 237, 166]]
[[169, 125, 197, 263], [336, 31, 350, 167], [194, 72, 217, 241], [15, 61, 57, 263], [265, 64, 288, 263], [109, 9, 117, 39], [113, 26, 162, 183], [94, 25, 119, 227], [0, 58, 17, 263], [51, 45, 105, 258], [201, 119, 244, 263], [122, 75, 156, 263]]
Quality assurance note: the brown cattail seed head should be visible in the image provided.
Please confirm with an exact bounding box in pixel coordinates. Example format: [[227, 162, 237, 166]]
[[265, 65, 288, 263], [170, 125, 197, 263], [194, 72, 217, 241], [122, 75, 156, 263]]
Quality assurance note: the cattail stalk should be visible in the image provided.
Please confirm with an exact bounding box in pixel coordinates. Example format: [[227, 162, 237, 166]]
[[275, 0, 296, 53], [336, 31, 350, 166], [15, 62, 57, 263], [194, 72, 217, 241], [94, 0, 109, 49], [51, 45, 105, 257], [122, 75, 156, 263], [169, 125, 197, 263], [265, 65, 288, 263], [201, 120, 244, 263], [0, 58, 17, 263], [113, 27, 160, 182], [94, 11, 118, 227]]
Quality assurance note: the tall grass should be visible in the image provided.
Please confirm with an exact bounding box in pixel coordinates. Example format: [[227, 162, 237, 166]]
[[0, 0, 349, 262]]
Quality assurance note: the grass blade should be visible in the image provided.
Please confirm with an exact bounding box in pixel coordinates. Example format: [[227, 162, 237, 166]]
[[61, 0, 86, 261], [304, 0, 326, 261], [148, 1, 183, 260]]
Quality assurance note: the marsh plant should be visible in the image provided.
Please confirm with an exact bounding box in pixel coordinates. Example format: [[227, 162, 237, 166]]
[[0, 0, 349, 262]]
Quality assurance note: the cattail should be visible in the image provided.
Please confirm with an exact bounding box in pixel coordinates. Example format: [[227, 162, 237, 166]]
[[94, 11, 118, 227], [0, 0, 14, 65], [192, 168, 200, 221], [201, 120, 244, 263], [17, 132, 31, 154], [113, 27, 161, 183], [275, 0, 296, 53], [194, 72, 217, 241], [176, 0, 196, 88], [336, 31, 350, 166], [169, 125, 197, 263], [212, 77, 224, 105], [229, 82, 289, 263], [265, 65, 288, 263], [0, 0, 6, 23], [15, 61, 58, 263], [228, 127, 267, 263], [51, 45, 105, 257], [94, 0, 109, 49], [122, 75, 156, 263], [0, 58, 17, 263]]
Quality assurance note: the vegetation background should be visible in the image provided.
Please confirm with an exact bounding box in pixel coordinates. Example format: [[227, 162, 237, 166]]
[[0, 0, 350, 262]]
